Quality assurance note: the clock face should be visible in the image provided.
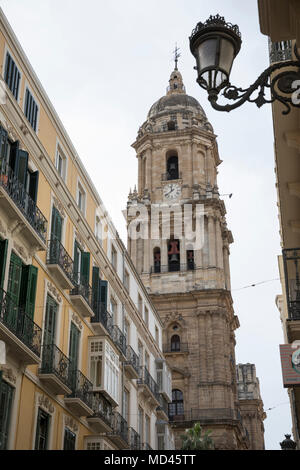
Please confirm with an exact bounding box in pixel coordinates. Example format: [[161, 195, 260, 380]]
[[163, 183, 181, 201]]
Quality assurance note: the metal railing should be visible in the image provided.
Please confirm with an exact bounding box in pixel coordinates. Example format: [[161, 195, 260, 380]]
[[91, 306, 113, 334], [168, 408, 237, 423], [157, 394, 169, 417], [161, 172, 182, 182], [91, 392, 113, 428], [110, 411, 128, 444], [150, 264, 195, 274], [39, 344, 72, 389], [0, 161, 47, 243], [0, 288, 42, 357], [138, 366, 160, 402], [129, 427, 141, 450], [163, 343, 189, 354], [269, 40, 292, 64], [47, 239, 75, 285], [111, 325, 126, 357], [70, 274, 93, 308], [68, 369, 93, 409], [125, 345, 140, 375], [283, 248, 300, 321]]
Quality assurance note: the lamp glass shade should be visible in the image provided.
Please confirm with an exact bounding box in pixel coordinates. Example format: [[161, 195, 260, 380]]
[[219, 38, 235, 75], [197, 38, 218, 72]]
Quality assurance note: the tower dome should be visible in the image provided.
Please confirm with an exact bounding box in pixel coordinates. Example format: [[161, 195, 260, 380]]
[[137, 68, 213, 138]]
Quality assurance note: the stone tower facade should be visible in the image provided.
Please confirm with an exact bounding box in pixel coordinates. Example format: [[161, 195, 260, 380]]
[[237, 364, 266, 450], [126, 67, 257, 450]]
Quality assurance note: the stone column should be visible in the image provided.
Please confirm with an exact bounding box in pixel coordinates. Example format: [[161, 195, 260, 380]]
[[208, 215, 216, 267], [223, 245, 231, 290], [216, 218, 224, 270], [145, 147, 152, 192], [161, 239, 168, 272], [138, 154, 142, 194], [143, 238, 150, 274]]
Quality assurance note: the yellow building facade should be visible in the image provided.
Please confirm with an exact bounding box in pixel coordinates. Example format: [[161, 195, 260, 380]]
[[0, 8, 173, 451]]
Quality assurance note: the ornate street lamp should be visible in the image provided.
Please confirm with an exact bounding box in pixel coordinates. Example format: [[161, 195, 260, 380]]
[[190, 14, 300, 115]]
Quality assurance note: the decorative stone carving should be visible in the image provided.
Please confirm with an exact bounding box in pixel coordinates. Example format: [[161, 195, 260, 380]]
[[38, 394, 55, 414], [53, 197, 66, 218], [0, 366, 17, 386], [47, 281, 62, 303], [75, 232, 85, 251], [20, 123, 29, 136], [72, 313, 83, 330], [64, 415, 79, 433], [0, 220, 7, 237], [13, 241, 27, 262], [5, 121, 18, 142], [163, 311, 185, 326]]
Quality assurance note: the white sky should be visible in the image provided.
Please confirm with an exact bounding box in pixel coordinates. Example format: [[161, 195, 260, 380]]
[[0, 0, 292, 450]]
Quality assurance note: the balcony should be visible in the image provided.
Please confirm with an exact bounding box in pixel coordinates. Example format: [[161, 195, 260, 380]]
[[64, 369, 94, 417], [38, 344, 72, 395], [0, 288, 42, 365], [91, 307, 113, 336], [163, 343, 189, 355], [137, 367, 160, 407], [129, 427, 141, 450], [157, 394, 169, 421], [168, 408, 236, 424], [70, 276, 94, 318], [269, 40, 292, 64], [111, 325, 126, 359], [86, 393, 113, 433], [108, 411, 129, 449], [0, 162, 47, 251], [46, 239, 75, 290], [283, 249, 300, 341], [124, 345, 140, 379], [150, 264, 195, 274]]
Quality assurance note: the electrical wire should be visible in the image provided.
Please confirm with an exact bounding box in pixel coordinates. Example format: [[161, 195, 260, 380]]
[[232, 278, 281, 292], [265, 401, 290, 412]]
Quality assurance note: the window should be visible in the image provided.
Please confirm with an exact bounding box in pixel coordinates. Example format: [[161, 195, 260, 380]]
[[24, 88, 39, 132], [69, 323, 80, 391], [138, 407, 144, 442], [167, 154, 179, 180], [169, 390, 184, 418], [123, 388, 130, 424], [145, 415, 150, 445], [4, 52, 21, 101], [35, 408, 50, 450], [168, 239, 180, 272], [124, 269, 130, 293], [187, 250, 195, 271], [144, 307, 149, 328], [0, 379, 14, 449], [111, 245, 117, 270], [124, 319, 130, 345], [63, 428, 76, 450], [0, 239, 8, 289], [77, 182, 86, 214], [110, 297, 117, 324], [138, 342, 143, 367], [56, 147, 67, 181], [138, 294, 143, 316], [73, 240, 90, 287], [43, 295, 58, 346], [171, 335, 181, 352], [153, 248, 161, 273], [95, 216, 102, 245], [89, 338, 119, 405]]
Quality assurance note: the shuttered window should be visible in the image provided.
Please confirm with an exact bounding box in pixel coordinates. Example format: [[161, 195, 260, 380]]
[[4, 52, 21, 101], [35, 408, 50, 450], [0, 239, 8, 289], [0, 379, 14, 450], [63, 427, 76, 450], [24, 88, 38, 132]]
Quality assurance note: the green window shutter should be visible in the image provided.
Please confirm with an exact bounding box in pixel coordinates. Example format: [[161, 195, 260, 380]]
[[19, 265, 38, 318], [7, 253, 22, 305], [28, 171, 39, 203], [0, 239, 8, 289], [9, 140, 19, 173], [0, 126, 8, 166], [16, 150, 28, 187], [81, 252, 90, 286], [0, 380, 14, 450], [69, 323, 80, 371], [99, 280, 108, 310], [51, 207, 62, 242], [92, 267, 100, 314], [34, 408, 41, 450], [43, 295, 57, 346]]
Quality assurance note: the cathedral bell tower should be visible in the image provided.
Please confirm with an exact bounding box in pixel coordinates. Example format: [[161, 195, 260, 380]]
[[126, 65, 249, 450]]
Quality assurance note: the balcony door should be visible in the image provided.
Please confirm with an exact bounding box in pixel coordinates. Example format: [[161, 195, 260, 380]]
[[50, 207, 63, 264], [43, 295, 57, 346], [73, 241, 90, 287], [69, 322, 80, 372], [6, 252, 22, 326]]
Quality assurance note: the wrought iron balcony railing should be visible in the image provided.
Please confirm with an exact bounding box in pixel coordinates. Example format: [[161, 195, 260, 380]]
[[157, 394, 169, 417], [269, 40, 293, 64], [70, 274, 93, 308], [150, 263, 195, 274], [39, 343, 72, 389], [47, 239, 75, 285], [91, 392, 113, 428], [138, 366, 160, 402], [0, 161, 47, 243], [283, 248, 300, 321], [125, 345, 140, 375], [111, 325, 126, 357], [91, 306, 113, 334], [168, 407, 236, 423], [0, 287, 42, 357], [68, 369, 93, 409], [129, 427, 141, 450], [111, 411, 129, 444], [163, 343, 189, 354]]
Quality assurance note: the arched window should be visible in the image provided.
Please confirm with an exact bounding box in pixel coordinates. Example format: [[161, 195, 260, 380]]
[[153, 247, 161, 273], [171, 334, 181, 352], [167, 155, 179, 180], [169, 390, 184, 419], [168, 239, 180, 272]]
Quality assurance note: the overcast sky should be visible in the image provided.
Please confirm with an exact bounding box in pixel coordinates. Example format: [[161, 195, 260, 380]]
[[0, 0, 292, 450]]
